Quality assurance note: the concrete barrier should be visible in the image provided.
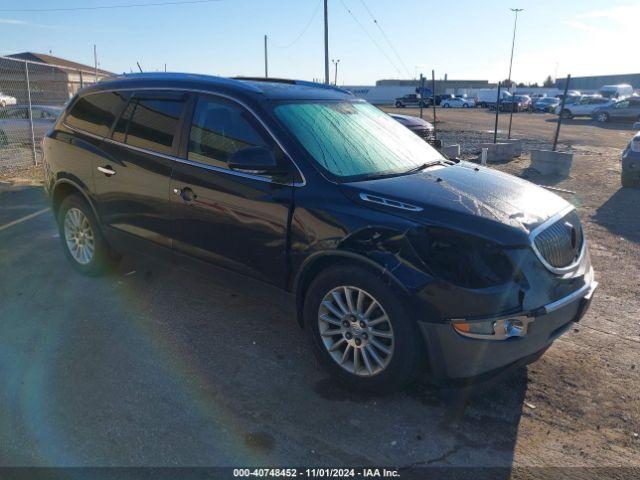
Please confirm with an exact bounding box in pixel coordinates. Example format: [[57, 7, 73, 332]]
[[530, 150, 573, 176], [504, 139, 523, 157], [479, 143, 517, 162], [440, 144, 460, 159]]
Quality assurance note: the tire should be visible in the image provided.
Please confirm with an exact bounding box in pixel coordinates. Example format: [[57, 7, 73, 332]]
[[462, 103, 469, 108], [443, 103, 450, 108], [304, 265, 424, 393], [560, 109, 573, 119], [596, 112, 609, 123], [395, 101, 403, 108], [57, 194, 118, 276]]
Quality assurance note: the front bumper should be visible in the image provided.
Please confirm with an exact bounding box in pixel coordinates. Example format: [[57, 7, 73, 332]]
[[419, 277, 597, 380]]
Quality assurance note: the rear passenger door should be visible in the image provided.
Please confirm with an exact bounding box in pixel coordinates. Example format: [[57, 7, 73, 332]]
[[95, 90, 188, 254], [170, 94, 296, 287]]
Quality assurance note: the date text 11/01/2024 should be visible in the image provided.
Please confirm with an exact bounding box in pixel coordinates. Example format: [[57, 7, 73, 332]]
[[233, 468, 400, 477]]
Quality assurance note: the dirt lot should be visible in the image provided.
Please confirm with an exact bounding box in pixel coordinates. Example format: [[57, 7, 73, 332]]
[[0, 108, 638, 476]]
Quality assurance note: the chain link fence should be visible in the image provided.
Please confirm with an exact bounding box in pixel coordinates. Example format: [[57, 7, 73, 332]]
[[0, 56, 113, 172]]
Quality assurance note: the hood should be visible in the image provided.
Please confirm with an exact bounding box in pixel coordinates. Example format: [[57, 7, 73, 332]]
[[390, 114, 433, 128], [341, 161, 571, 246]]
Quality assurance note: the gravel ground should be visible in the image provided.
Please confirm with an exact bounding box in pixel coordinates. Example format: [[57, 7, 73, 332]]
[[383, 107, 640, 467]]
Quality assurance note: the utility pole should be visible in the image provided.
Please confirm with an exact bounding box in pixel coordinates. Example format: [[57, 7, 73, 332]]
[[432, 70, 437, 143], [324, 0, 329, 84], [264, 35, 269, 78], [332, 59, 340, 85], [93, 44, 98, 82], [506, 8, 523, 139]]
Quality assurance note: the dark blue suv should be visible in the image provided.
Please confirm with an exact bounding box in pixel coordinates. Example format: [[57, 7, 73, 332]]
[[43, 73, 597, 392]]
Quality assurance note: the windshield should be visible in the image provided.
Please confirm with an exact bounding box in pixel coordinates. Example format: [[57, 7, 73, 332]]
[[273, 101, 443, 181]]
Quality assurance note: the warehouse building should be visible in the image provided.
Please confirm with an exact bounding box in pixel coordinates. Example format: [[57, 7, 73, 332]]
[[0, 52, 112, 105], [556, 73, 640, 92], [345, 77, 493, 104]]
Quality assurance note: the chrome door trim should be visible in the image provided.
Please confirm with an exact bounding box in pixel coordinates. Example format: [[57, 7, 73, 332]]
[[62, 86, 306, 186]]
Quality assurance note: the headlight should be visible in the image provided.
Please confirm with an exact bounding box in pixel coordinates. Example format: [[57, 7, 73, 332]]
[[409, 229, 515, 288]]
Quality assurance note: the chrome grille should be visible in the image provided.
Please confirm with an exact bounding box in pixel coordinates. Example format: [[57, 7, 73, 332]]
[[533, 210, 584, 270]]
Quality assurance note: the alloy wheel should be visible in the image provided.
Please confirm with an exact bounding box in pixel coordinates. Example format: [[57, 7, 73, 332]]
[[317, 286, 394, 377], [64, 207, 95, 265]]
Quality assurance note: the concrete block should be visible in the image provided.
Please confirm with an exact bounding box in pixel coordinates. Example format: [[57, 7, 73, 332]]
[[530, 150, 573, 177], [504, 139, 523, 157], [440, 144, 460, 158], [479, 143, 517, 162]]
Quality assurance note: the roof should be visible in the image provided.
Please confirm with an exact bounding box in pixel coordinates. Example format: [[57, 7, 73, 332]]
[[87, 72, 354, 102], [7, 52, 112, 75]]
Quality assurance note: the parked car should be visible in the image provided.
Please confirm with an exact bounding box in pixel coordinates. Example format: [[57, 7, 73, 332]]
[[533, 97, 560, 112], [394, 93, 428, 108], [441, 97, 475, 108], [43, 73, 597, 392], [554, 95, 611, 118], [598, 84, 634, 100], [514, 95, 532, 111], [0, 91, 17, 107], [389, 113, 437, 146], [0, 105, 62, 146], [434, 94, 454, 105], [621, 123, 640, 188], [592, 97, 640, 123]]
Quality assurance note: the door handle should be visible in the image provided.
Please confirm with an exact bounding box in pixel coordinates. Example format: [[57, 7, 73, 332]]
[[174, 186, 196, 202], [97, 166, 116, 177]]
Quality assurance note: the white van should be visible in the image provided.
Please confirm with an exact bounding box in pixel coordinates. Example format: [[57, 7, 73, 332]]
[[476, 89, 513, 108], [598, 84, 634, 100]]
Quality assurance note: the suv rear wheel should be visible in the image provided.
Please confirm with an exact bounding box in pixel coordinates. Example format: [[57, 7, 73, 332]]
[[304, 265, 423, 393], [596, 112, 609, 123], [57, 195, 118, 275]]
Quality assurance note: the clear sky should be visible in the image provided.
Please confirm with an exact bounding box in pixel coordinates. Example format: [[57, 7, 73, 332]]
[[0, 0, 636, 85]]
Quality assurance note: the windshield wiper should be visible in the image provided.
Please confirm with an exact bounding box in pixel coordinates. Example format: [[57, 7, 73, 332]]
[[401, 160, 444, 175]]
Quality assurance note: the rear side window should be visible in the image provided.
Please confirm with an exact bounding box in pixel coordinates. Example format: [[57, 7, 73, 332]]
[[119, 96, 186, 155], [65, 91, 128, 137], [187, 97, 270, 168]]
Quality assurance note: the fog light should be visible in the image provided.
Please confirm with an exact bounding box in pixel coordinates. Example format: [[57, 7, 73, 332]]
[[499, 318, 526, 338], [452, 316, 532, 340]]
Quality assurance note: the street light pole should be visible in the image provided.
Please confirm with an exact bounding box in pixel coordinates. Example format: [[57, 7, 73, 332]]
[[332, 59, 340, 85], [324, 0, 329, 84], [507, 8, 523, 140]]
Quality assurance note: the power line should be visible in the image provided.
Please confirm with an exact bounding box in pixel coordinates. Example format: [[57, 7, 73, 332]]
[[358, 0, 411, 78], [0, 0, 223, 14], [273, 0, 323, 49], [338, 0, 403, 77]]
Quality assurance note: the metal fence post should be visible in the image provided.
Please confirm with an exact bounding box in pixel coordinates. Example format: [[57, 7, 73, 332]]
[[24, 61, 37, 165], [552, 74, 571, 151]]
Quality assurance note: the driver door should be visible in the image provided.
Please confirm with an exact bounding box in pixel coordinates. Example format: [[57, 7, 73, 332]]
[[170, 93, 296, 288]]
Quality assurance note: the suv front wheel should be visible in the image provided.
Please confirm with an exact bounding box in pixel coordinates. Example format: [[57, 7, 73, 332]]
[[57, 194, 118, 275], [304, 265, 424, 393]]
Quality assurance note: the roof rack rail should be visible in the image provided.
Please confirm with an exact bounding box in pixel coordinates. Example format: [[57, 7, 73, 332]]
[[234, 77, 352, 95]]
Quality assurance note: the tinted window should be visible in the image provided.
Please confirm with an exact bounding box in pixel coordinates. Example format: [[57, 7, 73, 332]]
[[112, 99, 137, 143], [65, 91, 128, 136], [188, 97, 270, 168], [124, 97, 185, 155]]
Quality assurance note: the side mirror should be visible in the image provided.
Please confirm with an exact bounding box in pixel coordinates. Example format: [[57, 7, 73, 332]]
[[228, 146, 284, 175]]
